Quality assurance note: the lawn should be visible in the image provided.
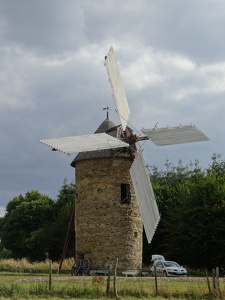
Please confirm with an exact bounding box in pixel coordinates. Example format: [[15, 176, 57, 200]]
[[0, 272, 224, 299], [0, 259, 224, 299]]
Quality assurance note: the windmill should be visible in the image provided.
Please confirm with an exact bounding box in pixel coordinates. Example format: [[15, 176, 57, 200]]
[[40, 47, 209, 274]]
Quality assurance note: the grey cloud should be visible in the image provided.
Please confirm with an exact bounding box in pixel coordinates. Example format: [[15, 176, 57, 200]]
[[0, 0, 86, 55], [0, 0, 224, 213]]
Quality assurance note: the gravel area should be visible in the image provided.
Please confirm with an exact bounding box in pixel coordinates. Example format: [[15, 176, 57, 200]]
[[16, 275, 225, 283]]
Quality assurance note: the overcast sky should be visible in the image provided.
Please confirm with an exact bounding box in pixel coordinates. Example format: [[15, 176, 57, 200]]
[[0, 0, 224, 216]]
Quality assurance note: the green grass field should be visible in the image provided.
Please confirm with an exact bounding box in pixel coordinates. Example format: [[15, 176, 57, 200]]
[[0, 272, 224, 299], [0, 259, 224, 299]]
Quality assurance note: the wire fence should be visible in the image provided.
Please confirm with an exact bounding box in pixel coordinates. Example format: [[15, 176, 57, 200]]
[[1, 263, 225, 299]]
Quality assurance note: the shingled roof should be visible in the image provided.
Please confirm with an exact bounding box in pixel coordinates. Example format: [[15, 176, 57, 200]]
[[70, 117, 128, 168]]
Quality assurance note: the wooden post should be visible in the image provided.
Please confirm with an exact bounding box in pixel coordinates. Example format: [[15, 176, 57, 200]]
[[48, 259, 52, 292], [206, 270, 211, 294], [113, 258, 118, 298], [212, 268, 216, 290], [106, 265, 112, 296], [216, 267, 220, 290], [58, 209, 75, 274], [154, 266, 159, 296]]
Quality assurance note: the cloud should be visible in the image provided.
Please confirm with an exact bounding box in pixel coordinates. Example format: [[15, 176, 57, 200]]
[[0, 0, 224, 211], [0, 0, 87, 55]]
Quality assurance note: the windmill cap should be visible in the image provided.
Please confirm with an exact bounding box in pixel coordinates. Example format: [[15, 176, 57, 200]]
[[70, 117, 127, 167]]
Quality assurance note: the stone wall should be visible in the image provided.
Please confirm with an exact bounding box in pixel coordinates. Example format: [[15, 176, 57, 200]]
[[74, 156, 143, 272]]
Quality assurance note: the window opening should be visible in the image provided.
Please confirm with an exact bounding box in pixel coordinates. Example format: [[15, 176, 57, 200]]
[[121, 183, 131, 205]]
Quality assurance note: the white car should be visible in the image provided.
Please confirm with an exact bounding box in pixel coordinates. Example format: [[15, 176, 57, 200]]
[[149, 260, 187, 277]]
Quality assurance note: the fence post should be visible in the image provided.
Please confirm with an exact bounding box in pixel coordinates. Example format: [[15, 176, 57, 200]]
[[113, 258, 118, 298], [212, 268, 216, 290], [106, 265, 112, 296], [215, 267, 220, 290], [154, 266, 159, 296], [48, 259, 52, 292], [205, 270, 211, 294]]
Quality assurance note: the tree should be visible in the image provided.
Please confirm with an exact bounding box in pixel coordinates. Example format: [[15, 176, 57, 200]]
[[27, 179, 75, 261], [143, 160, 202, 264], [166, 163, 225, 268], [143, 155, 225, 269], [0, 180, 76, 261], [1, 191, 54, 260]]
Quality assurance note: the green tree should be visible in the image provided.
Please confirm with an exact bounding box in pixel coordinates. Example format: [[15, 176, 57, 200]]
[[0, 180, 76, 261], [167, 161, 225, 268], [27, 180, 75, 261], [143, 159, 202, 264], [1, 190, 54, 260], [144, 155, 225, 269]]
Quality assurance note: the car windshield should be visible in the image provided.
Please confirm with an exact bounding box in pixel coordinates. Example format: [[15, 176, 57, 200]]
[[164, 261, 180, 268]]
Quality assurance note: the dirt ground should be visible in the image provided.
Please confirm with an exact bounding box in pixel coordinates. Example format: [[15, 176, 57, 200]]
[[17, 275, 225, 283]]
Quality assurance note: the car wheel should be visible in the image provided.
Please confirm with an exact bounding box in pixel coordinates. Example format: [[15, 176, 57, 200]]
[[163, 271, 167, 277], [149, 271, 153, 277]]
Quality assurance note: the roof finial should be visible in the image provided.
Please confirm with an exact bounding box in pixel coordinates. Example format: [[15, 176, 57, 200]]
[[103, 106, 111, 119]]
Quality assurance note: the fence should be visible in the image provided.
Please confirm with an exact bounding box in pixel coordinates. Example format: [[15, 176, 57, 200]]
[[0, 261, 225, 299]]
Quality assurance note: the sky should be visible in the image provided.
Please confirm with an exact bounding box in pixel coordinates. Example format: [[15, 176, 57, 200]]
[[0, 0, 225, 216]]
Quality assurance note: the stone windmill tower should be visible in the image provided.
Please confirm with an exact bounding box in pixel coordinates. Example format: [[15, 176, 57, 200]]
[[40, 47, 209, 273], [70, 115, 143, 271]]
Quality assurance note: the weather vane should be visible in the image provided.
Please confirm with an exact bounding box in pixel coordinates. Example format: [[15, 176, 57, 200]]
[[103, 106, 111, 118]]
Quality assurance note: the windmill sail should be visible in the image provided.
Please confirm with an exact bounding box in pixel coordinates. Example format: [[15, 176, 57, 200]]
[[142, 124, 209, 146], [105, 47, 130, 131], [130, 150, 160, 243], [40, 133, 129, 155]]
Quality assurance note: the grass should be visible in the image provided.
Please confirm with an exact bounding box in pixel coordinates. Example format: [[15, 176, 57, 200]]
[[0, 259, 224, 299], [0, 257, 74, 273], [0, 274, 224, 299]]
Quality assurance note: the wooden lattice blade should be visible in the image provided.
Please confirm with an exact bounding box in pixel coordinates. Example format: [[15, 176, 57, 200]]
[[142, 124, 209, 146], [40, 133, 129, 155], [130, 150, 160, 244], [105, 47, 130, 131]]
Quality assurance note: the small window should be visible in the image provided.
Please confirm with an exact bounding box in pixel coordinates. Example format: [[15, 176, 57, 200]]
[[121, 183, 131, 204]]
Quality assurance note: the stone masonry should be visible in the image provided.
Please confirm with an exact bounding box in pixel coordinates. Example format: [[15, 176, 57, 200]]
[[74, 155, 143, 272]]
